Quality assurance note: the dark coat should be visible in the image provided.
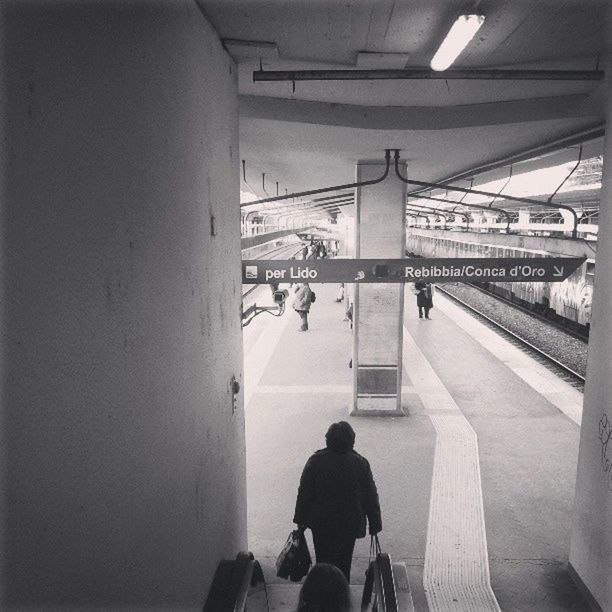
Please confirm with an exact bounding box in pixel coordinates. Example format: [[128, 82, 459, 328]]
[[293, 448, 382, 538], [415, 282, 433, 308]]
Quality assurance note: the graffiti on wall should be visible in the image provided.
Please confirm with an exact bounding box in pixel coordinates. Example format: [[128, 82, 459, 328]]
[[406, 233, 592, 327], [598, 413, 612, 491]]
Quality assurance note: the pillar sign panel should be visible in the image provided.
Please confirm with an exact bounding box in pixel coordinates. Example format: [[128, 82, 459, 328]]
[[242, 257, 585, 284]]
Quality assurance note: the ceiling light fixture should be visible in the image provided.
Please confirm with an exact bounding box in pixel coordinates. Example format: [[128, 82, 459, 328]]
[[430, 14, 485, 71]]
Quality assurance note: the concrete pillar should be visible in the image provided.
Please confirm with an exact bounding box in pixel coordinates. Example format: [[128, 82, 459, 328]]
[[0, 2, 246, 609], [352, 160, 406, 415], [569, 73, 612, 609]]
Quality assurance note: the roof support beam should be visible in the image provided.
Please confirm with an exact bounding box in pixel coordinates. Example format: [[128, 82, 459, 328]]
[[239, 94, 602, 130]]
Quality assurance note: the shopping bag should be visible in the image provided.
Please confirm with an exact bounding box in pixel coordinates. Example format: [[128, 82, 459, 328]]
[[361, 535, 397, 611], [276, 528, 312, 582]]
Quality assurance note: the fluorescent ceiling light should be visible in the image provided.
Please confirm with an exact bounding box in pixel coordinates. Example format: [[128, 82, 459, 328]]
[[430, 14, 485, 71]]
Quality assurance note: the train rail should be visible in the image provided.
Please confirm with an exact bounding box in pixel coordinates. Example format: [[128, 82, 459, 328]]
[[462, 280, 589, 343], [437, 285, 586, 391]]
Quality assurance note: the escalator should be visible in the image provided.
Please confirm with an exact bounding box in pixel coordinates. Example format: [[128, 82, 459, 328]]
[[202, 550, 415, 611]]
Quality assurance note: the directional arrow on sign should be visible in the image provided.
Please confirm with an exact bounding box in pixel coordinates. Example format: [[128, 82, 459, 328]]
[[241, 257, 586, 284]]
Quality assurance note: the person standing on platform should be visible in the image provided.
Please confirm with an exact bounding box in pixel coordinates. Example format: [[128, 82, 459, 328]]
[[293, 421, 382, 581], [293, 282, 314, 331], [414, 281, 433, 319]]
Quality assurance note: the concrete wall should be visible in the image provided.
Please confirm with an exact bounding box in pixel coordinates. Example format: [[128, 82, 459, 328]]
[[407, 228, 595, 258], [407, 229, 595, 327], [569, 76, 612, 610], [0, 2, 246, 609]]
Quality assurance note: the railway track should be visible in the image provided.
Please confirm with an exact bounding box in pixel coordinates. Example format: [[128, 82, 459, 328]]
[[462, 280, 589, 343], [437, 285, 586, 392]]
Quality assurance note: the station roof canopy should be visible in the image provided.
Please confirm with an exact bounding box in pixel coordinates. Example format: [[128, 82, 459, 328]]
[[198, 0, 610, 207]]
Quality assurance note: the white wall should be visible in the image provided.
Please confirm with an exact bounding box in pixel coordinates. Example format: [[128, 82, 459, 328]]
[[0, 1, 246, 609], [569, 75, 612, 610]]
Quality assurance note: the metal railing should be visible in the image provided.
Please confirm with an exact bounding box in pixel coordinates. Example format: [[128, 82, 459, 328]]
[[361, 536, 398, 612], [203, 551, 267, 612]]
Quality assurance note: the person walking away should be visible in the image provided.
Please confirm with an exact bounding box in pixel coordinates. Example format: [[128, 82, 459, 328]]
[[293, 421, 382, 581], [296, 563, 351, 612], [293, 283, 314, 331], [414, 281, 433, 319]]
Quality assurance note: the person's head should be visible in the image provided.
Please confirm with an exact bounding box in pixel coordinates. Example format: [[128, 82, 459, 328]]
[[325, 421, 355, 453], [297, 563, 351, 612]]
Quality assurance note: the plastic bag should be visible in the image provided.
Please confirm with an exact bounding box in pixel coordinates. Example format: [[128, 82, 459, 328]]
[[276, 529, 312, 582]]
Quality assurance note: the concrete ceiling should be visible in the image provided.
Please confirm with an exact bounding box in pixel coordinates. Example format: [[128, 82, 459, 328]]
[[197, 0, 610, 207]]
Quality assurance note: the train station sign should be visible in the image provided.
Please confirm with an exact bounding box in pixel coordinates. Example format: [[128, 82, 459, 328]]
[[242, 257, 586, 284]]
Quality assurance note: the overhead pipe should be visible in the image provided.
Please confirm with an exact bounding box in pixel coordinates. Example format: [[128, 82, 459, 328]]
[[409, 200, 472, 230], [411, 192, 511, 233], [393, 150, 577, 237], [450, 207, 472, 231], [547, 144, 583, 203], [254, 68, 604, 82], [451, 184, 473, 231], [406, 202, 450, 229], [241, 149, 392, 207], [262, 214, 278, 232], [489, 165, 513, 208], [405, 211, 421, 228], [405, 208, 431, 228], [243, 209, 259, 233], [406, 209, 434, 228], [405, 212, 421, 227]]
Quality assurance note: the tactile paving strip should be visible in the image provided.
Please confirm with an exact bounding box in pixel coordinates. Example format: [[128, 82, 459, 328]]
[[403, 327, 501, 612]]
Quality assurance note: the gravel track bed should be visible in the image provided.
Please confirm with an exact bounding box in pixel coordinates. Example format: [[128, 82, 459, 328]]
[[438, 282, 588, 378]]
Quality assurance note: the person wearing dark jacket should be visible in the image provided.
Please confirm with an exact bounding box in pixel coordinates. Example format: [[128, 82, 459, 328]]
[[293, 421, 382, 581], [414, 281, 433, 319]]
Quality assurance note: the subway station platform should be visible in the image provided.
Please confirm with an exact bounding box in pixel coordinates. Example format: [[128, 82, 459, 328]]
[[243, 282, 587, 611]]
